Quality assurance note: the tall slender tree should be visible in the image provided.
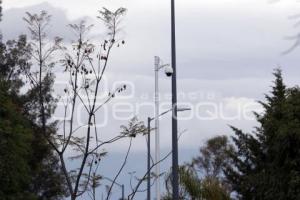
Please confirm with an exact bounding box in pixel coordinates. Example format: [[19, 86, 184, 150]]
[[22, 11, 68, 199], [22, 8, 150, 200]]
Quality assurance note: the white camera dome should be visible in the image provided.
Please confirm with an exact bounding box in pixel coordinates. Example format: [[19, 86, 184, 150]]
[[164, 65, 173, 77]]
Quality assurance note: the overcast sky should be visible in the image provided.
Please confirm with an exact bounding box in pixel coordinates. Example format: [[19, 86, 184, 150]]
[[2, 0, 300, 148], [2, 0, 300, 199]]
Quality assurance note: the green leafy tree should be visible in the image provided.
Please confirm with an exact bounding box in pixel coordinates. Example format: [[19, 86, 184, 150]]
[[163, 166, 230, 200], [0, 35, 32, 199], [0, 20, 67, 200], [192, 135, 234, 179], [191, 135, 234, 196], [0, 82, 35, 200], [225, 69, 300, 200], [162, 136, 233, 200]]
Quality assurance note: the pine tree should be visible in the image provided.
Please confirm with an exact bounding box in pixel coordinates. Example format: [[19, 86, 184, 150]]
[[225, 69, 300, 200]]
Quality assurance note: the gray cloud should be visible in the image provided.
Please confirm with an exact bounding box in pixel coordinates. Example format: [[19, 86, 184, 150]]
[[0, 2, 92, 40]]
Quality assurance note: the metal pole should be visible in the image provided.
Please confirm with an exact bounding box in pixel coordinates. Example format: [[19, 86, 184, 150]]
[[154, 56, 161, 200], [171, 0, 179, 199], [147, 117, 151, 200], [122, 184, 125, 200]]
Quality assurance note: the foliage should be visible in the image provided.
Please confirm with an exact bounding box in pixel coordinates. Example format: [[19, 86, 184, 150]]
[[192, 135, 234, 179], [162, 136, 233, 200], [225, 69, 300, 200], [0, 13, 67, 199], [0, 83, 35, 200], [120, 116, 147, 137], [0, 35, 31, 92], [163, 166, 230, 200], [201, 177, 231, 200]]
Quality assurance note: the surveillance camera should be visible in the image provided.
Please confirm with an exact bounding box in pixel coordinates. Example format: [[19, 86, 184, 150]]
[[164, 65, 173, 77]]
